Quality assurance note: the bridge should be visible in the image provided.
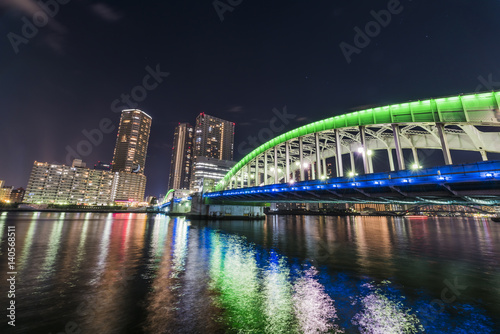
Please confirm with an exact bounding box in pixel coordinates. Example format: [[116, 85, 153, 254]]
[[205, 91, 500, 206]]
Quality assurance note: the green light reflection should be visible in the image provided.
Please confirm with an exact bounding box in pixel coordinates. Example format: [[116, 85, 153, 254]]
[[209, 233, 264, 331], [38, 214, 65, 279], [18, 213, 39, 272]]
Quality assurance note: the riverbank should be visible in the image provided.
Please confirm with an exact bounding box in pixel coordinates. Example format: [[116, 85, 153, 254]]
[[0, 207, 142, 213]]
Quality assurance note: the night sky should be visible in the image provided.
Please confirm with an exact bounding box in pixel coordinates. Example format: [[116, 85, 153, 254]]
[[1, 0, 500, 197]]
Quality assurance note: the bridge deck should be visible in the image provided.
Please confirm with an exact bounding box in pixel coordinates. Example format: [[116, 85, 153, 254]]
[[205, 161, 500, 205]]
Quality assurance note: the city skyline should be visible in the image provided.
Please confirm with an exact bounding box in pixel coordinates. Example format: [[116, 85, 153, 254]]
[[0, 108, 240, 198]]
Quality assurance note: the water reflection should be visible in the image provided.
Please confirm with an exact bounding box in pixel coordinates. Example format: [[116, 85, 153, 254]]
[[0, 213, 498, 333], [351, 282, 422, 333], [38, 214, 65, 279], [0, 212, 6, 252], [263, 252, 294, 333], [18, 213, 39, 272], [209, 232, 263, 331]]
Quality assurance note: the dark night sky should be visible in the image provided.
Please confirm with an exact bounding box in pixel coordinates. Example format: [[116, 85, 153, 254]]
[[1, 0, 500, 197]]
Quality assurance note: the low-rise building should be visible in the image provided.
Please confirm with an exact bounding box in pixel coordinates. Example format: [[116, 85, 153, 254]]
[[24, 161, 116, 205], [10, 188, 25, 203], [113, 172, 147, 203], [0, 180, 13, 203], [190, 156, 236, 193]]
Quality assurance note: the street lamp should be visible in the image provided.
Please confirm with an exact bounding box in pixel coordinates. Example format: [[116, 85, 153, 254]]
[[411, 163, 422, 170]]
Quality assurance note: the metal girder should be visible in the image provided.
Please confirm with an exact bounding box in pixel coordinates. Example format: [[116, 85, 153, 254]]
[[217, 92, 500, 191]]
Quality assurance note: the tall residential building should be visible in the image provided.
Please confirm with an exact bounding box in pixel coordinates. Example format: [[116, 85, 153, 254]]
[[168, 123, 194, 190], [111, 109, 151, 202], [194, 113, 235, 161], [24, 161, 116, 205], [112, 109, 152, 174]]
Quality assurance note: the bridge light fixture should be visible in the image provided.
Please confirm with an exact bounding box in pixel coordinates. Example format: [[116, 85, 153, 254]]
[[303, 163, 309, 168], [289, 179, 295, 184], [320, 175, 326, 180], [295, 161, 301, 166], [411, 163, 422, 170], [367, 149, 373, 156], [270, 167, 275, 171], [357, 147, 364, 154], [348, 171, 358, 177]]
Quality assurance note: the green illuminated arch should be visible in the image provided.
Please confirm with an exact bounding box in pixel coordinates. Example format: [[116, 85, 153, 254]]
[[162, 189, 175, 203], [216, 91, 500, 191]]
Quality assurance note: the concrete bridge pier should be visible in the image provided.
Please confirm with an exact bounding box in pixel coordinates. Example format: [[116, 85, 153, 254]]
[[188, 195, 265, 219]]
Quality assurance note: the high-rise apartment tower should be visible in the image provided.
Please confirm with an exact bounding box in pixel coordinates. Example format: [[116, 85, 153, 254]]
[[112, 109, 152, 174], [194, 113, 235, 161], [168, 123, 194, 190]]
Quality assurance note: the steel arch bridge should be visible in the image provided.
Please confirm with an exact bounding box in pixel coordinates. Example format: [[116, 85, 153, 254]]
[[212, 92, 500, 201]]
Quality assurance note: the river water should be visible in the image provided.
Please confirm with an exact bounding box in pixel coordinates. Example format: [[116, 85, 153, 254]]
[[0, 212, 498, 333]]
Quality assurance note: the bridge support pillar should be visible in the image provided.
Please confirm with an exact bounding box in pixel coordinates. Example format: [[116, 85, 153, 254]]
[[335, 129, 343, 177], [247, 163, 251, 187], [299, 137, 305, 181], [411, 147, 420, 167], [285, 141, 290, 183], [256, 156, 261, 186], [315, 132, 322, 179], [392, 124, 406, 170], [387, 148, 395, 171], [311, 160, 316, 179], [350, 151, 355, 174], [367, 153, 374, 174], [359, 126, 370, 174], [240, 170, 244, 188], [274, 146, 279, 184], [264, 151, 268, 185], [322, 158, 327, 178], [436, 123, 453, 165], [480, 151, 488, 161]]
